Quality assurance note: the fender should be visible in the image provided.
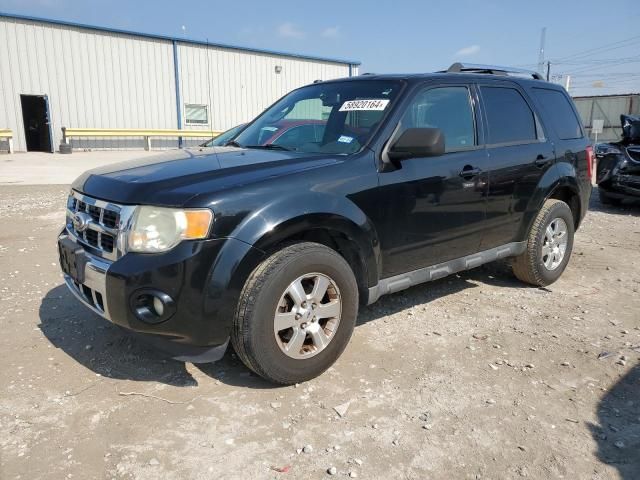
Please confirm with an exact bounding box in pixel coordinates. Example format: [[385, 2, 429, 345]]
[[517, 161, 580, 240], [229, 191, 381, 288]]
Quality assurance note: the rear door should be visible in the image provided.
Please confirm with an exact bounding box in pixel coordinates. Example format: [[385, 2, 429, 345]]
[[375, 82, 490, 277], [477, 82, 555, 249], [529, 86, 591, 183]]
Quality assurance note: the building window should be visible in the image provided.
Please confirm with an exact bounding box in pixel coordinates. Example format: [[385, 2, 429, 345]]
[[185, 104, 208, 125]]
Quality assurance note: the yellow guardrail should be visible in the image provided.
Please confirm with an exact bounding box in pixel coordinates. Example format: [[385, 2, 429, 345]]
[[62, 127, 222, 151], [0, 129, 13, 153]]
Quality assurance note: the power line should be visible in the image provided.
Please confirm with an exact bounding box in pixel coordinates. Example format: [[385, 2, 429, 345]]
[[556, 58, 640, 76], [551, 35, 640, 63], [569, 72, 640, 77], [555, 55, 640, 66]]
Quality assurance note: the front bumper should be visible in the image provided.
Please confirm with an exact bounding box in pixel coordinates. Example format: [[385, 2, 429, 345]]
[[58, 231, 264, 362], [597, 149, 640, 199]]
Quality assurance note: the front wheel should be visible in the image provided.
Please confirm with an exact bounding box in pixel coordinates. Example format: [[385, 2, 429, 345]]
[[232, 242, 358, 385], [511, 199, 575, 286]]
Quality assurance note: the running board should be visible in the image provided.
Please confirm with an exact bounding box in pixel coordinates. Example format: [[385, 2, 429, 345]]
[[367, 241, 526, 305]]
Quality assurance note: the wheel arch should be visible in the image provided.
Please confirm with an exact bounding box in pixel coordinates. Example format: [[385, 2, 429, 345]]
[[251, 214, 378, 303], [518, 163, 583, 240], [228, 193, 381, 302], [547, 184, 581, 229]]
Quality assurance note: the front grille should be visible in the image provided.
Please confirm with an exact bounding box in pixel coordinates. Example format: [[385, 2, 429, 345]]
[[66, 191, 130, 260], [71, 279, 105, 313]]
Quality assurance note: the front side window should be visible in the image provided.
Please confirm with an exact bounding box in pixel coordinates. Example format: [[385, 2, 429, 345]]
[[401, 86, 476, 152], [481, 87, 537, 145], [234, 80, 403, 154]]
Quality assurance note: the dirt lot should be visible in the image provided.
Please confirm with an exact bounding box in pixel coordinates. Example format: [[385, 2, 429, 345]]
[[0, 185, 638, 480]]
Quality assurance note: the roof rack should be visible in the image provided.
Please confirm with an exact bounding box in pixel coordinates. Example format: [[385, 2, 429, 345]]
[[443, 63, 544, 80]]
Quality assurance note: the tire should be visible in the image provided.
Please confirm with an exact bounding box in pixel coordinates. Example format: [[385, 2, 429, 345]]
[[232, 242, 358, 385], [511, 199, 575, 287], [599, 189, 622, 206]]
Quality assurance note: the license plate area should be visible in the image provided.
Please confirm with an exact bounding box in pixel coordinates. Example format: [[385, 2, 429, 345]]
[[58, 237, 87, 284]]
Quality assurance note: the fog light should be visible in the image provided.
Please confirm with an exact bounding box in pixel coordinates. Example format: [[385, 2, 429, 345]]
[[153, 296, 165, 317], [130, 289, 175, 324]]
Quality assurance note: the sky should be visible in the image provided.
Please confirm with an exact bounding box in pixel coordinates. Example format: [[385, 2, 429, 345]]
[[1, 0, 639, 96]]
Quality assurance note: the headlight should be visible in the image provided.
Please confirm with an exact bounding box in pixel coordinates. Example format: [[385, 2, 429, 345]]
[[127, 206, 213, 253]]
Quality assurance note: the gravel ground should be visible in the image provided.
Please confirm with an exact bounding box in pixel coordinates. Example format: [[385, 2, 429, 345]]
[[0, 185, 639, 480]]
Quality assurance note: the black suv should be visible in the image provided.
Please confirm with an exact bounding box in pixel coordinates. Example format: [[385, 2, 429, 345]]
[[58, 63, 592, 384]]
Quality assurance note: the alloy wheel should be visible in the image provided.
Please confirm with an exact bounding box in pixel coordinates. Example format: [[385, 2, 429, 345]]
[[273, 273, 342, 359]]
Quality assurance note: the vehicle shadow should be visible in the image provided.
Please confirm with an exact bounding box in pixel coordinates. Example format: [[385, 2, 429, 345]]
[[39, 284, 200, 387], [39, 284, 279, 389], [356, 260, 532, 325], [40, 261, 530, 389], [588, 363, 640, 479], [590, 188, 640, 216]]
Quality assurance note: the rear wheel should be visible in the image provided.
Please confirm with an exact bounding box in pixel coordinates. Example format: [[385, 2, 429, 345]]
[[232, 242, 358, 385], [511, 199, 574, 286]]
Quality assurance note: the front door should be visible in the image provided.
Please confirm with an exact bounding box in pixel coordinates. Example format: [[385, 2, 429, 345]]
[[20, 94, 53, 152], [375, 84, 489, 278]]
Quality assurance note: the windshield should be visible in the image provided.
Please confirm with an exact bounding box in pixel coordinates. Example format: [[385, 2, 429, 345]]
[[204, 124, 246, 147], [234, 80, 402, 154]]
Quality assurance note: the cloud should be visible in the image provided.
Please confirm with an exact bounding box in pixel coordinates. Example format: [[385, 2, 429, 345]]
[[277, 22, 304, 38], [455, 45, 481, 57], [321, 26, 340, 38]]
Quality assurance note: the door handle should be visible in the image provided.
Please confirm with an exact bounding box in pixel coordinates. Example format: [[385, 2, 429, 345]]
[[534, 155, 552, 168], [459, 165, 482, 178]]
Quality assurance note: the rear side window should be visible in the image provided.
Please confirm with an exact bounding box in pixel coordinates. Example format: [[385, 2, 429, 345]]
[[481, 86, 537, 145], [531, 88, 582, 140]]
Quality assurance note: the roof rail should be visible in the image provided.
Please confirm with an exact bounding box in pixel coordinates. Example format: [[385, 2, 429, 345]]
[[443, 62, 544, 80]]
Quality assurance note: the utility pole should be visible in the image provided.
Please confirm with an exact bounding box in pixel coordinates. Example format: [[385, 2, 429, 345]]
[[546, 61, 551, 81], [537, 27, 547, 75]]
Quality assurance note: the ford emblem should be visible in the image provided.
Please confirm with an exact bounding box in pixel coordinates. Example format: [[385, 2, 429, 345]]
[[72, 212, 92, 232]]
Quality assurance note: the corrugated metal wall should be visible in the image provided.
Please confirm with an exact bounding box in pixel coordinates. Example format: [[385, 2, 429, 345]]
[[0, 15, 356, 152], [0, 17, 177, 151], [178, 44, 353, 132], [573, 94, 640, 142]]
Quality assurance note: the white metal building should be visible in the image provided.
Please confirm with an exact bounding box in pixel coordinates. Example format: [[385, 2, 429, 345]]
[[0, 13, 359, 152]]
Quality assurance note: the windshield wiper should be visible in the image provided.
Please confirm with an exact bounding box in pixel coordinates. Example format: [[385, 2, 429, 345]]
[[244, 144, 293, 151], [224, 140, 243, 147]]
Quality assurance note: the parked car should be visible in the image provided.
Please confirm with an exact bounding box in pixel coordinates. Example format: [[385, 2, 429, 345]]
[[58, 63, 592, 384], [201, 123, 246, 147], [595, 115, 640, 205]]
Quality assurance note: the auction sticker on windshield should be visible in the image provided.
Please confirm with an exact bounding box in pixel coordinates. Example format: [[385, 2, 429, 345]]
[[339, 99, 390, 112]]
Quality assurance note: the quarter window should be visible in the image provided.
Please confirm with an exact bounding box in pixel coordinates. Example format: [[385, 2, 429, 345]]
[[481, 87, 537, 144], [531, 88, 582, 140], [401, 86, 476, 152]]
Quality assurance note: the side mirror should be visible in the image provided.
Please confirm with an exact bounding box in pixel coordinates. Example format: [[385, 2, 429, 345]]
[[387, 128, 445, 161]]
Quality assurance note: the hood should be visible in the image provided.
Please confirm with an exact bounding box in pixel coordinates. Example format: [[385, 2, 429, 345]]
[[71, 147, 340, 206]]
